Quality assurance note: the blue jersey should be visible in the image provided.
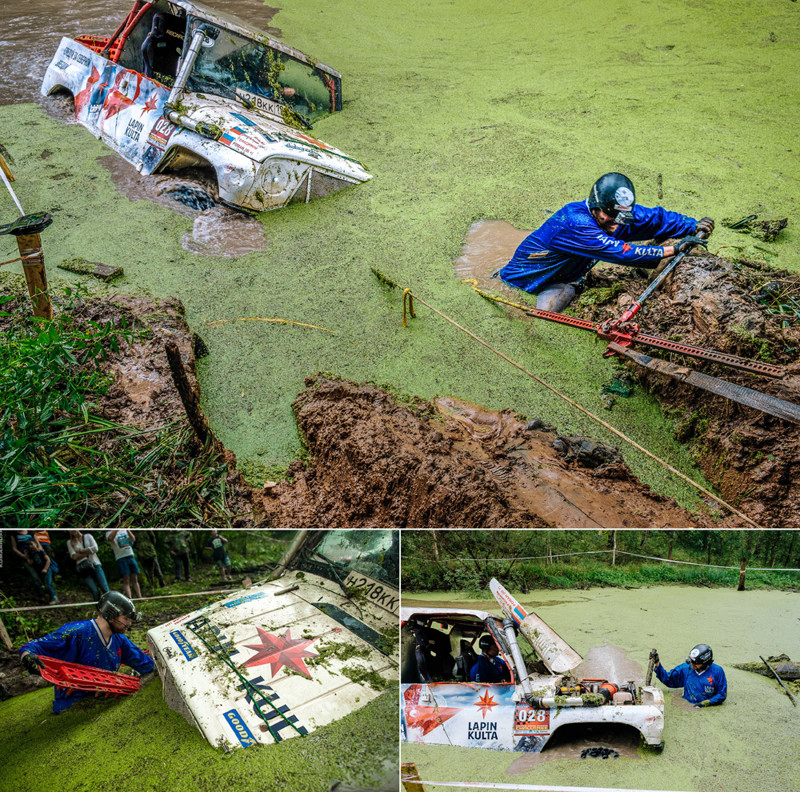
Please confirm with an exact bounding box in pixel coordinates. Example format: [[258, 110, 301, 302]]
[[470, 654, 510, 683], [655, 661, 727, 705], [498, 200, 697, 294], [20, 619, 154, 713]]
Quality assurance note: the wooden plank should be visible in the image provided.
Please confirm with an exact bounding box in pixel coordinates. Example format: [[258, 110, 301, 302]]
[[401, 762, 428, 792], [608, 343, 800, 424], [58, 257, 123, 281], [0, 614, 13, 651]]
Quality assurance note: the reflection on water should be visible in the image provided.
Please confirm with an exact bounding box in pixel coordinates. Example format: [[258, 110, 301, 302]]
[[0, 0, 281, 106]]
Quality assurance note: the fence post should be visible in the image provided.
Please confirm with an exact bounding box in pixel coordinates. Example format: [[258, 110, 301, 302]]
[[737, 558, 746, 591]]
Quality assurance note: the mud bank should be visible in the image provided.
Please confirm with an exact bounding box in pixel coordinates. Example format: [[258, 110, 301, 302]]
[[402, 586, 800, 792], [260, 376, 725, 528], [572, 251, 800, 529]]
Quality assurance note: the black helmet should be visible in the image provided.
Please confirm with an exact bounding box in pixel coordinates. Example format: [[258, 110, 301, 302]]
[[588, 172, 636, 225], [479, 635, 495, 653], [686, 644, 713, 670], [98, 591, 141, 624]]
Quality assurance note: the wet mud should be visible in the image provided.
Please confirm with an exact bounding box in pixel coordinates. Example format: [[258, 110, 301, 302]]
[[260, 376, 717, 528], [458, 220, 800, 528]]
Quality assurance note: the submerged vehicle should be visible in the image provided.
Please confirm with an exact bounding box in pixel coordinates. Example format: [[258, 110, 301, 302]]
[[41, 0, 371, 211], [401, 578, 664, 753], [147, 530, 398, 750]]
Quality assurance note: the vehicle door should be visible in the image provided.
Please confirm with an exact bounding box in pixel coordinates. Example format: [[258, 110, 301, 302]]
[[401, 617, 517, 750]]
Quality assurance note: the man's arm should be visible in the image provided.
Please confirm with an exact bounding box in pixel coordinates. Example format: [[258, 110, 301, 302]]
[[118, 636, 155, 675], [654, 661, 687, 688], [703, 667, 727, 706]]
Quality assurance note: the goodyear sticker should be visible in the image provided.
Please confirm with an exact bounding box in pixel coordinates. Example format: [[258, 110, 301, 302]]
[[169, 630, 198, 661], [223, 709, 258, 747], [223, 591, 268, 609]]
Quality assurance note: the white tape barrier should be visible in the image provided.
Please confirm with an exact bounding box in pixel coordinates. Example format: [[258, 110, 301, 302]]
[[418, 781, 694, 792], [0, 588, 236, 614], [425, 550, 799, 572]]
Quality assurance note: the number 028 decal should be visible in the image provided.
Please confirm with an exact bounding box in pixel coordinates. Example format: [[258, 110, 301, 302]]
[[514, 704, 550, 733]]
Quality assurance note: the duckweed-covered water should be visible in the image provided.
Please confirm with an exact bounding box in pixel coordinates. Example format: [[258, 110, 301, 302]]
[[0, 0, 797, 509], [402, 586, 800, 792]]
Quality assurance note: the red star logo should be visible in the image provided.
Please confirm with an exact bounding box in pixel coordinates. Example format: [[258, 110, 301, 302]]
[[140, 92, 159, 117], [74, 64, 101, 116], [403, 688, 460, 736], [707, 675, 714, 684], [474, 690, 498, 718], [622, 243, 632, 253], [240, 627, 319, 678], [100, 71, 139, 130]]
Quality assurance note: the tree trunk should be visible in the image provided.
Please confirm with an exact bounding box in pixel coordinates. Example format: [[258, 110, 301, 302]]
[[737, 558, 747, 591]]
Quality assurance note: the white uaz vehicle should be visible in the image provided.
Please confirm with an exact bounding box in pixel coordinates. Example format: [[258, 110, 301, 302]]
[[401, 579, 665, 754], [41, 0, 371, 211], [147, 530, 398, 750]]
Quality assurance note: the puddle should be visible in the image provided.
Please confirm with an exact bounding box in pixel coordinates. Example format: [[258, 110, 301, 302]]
[[506, 722, 642, 773], [453, 219, 531, 296], [100, 155, 267, 258]]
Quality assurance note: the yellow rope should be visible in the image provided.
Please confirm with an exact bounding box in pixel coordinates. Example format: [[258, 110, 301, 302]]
[[401, 286, 762, 529], [206, 317, 335, 333], [462, 278, 537, 314]]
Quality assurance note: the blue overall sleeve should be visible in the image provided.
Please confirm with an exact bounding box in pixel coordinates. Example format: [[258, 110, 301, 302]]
[[619, 205, 697, 244], [654, 662, 688, 688], [705, 666, 727, 705], [117, 635, 155, 674]]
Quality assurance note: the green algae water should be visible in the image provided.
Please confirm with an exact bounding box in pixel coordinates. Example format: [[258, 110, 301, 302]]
[[401, 586, 800, 792], [1, 0, 797, 510], [0, 683, 397, 791]]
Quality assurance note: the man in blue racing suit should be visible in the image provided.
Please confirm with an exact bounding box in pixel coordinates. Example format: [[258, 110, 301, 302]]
[[19, 591, 154, 713], [653, 643, 727, 708], [497, 172, 715, 313], [470, 634, 511, 683]]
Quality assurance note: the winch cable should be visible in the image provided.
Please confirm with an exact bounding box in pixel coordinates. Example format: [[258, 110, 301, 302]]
[[393, 283, 762, 529], [186, 623, 305, 740], [465, 280, 784, 378]]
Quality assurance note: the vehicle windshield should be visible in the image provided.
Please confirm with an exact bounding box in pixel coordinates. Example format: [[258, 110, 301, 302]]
[[186, 21, 334, 124], [297, 530, 399, 587]]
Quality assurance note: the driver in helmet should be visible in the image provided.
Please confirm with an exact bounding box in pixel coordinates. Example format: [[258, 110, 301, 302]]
[[470, 634, 511, 684], [19, 591, 154, 714], [652, 644, 727, 708], [496, 172, 714, 313]]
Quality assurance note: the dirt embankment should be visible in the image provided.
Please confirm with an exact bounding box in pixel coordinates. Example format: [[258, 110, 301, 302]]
[[578, 252, 800, 528], [259, 376, 716, 529]]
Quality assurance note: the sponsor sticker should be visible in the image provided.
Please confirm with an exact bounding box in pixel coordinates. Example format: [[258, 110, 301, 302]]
[[222, 591, 268, 609], [169, 630, 198, 661], [146, 115, 177, 151], [223, 709, 258, 747], [514, 704, 550, 733]]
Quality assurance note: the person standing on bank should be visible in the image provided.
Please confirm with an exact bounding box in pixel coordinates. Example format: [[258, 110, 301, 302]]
[[19, 591, 153, 714], [169, 530, 193, 583], [106, 529, 142, 600], [496, 172, 715, 313], [25, 537, 59, 605], [67, 530, 110, 601], [653, 644, 727, 708]]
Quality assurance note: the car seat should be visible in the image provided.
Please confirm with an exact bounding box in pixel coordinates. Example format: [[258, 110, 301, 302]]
[[409, 623, 455, 683], [141, 13, 184, 83], [454, 639, 479, 682]]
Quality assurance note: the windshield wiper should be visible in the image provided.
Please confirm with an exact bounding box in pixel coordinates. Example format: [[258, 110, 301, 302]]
[[313, 551, 350, 597]]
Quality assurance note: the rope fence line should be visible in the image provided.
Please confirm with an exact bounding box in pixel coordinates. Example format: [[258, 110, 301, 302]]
[[0, 587, 237, 614], [399, 287, 762, 529], [409, 781, 696, 792], [411, 548, 800, 573]]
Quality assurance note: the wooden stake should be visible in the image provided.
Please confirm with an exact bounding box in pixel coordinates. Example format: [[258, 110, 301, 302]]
[[16, 232, 52, 320], [737, 558, 746, 591], [0, 614, 13, 651], [401, 763, 427, 792]]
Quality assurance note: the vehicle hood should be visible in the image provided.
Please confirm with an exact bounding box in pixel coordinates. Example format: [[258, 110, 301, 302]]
[[147, 570, 396, 750], [182, 93, 371, 181]]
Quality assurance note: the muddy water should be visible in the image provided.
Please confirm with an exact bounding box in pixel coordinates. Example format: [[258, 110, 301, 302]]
[[100, 156, 268, 257], [401, 586, 800, 792], [0, 0, 280, 106], [453, 219, 531, 297]]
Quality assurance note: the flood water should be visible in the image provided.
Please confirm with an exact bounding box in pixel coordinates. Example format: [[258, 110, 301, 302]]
[[0, 0, 280, 105]]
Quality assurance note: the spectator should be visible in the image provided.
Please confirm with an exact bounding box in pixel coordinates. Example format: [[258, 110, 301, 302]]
[[205, 530, 232, 581], [25, 537, 59, 605], [34, 530, 55, 560], [19, 591, 153, 714], [135, 530, 167, 589], [169, 530, 192, 582], [10, 531, 41, 588], [105, 529, 142, 599], [67, 530, 110, 601]]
